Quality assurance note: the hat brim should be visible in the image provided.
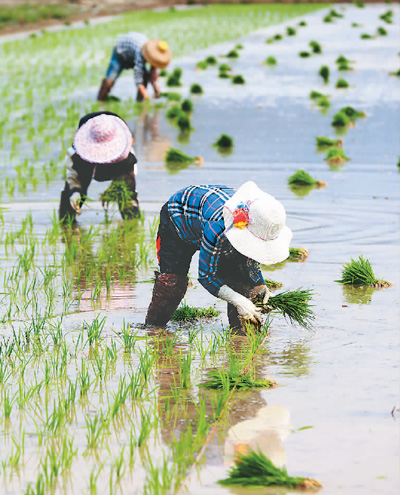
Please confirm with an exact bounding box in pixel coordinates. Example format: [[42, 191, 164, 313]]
[[223, 181, 292, 265], [73, 116, 132, 164], [142, 39, 172, 69]]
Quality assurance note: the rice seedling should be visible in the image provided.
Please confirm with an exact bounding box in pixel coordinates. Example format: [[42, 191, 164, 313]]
[[325, 147, 350, 165], [218, 450, 321, 490], [226, 49, 239, 58], [254, 289, 315, 329], [166, 68, 183, 87], [235, 44, 244, 50], [289, 247, 309, 261], [219, 63, 231, 72], [205, 55, 218, 65], [166, 104, 182, 119], [172, 302, 220, 321], [389, 69, 400, 77], [200, 368, 275, 390], [336, 78, 350, 88], [338, 61, 352, 71], [377, 26, 388, 36], [299, 51, 311, 58], [288, 170, 327, 188], [316, 136, 342, 148], [219, 69, 230, 78], [196, 60, 208, 70], [380, 9, 393, 24], [265, 56, 277, 66], [286, 26, 296, 36], [309, 90, 324, 99], [159, 69, 168, 77], [355, 1, 364, 7], [335, 255, 391, 288], [340, 106, 366, 120], [331, 111, 351, 127], [316, 96, 330, 108], [323, 14, 333, 23], [100, 180, 134, 213], [309, 41, 322, 54], [330, 9, 343, 18], [190, 83, 203, 94], [299, 20, 307, 26], [360, 33, 374, 39], [232, 75, 245, 84], [176, 114, 192, 133], [161, 91, 181, 101], [319, 65, 330, 83], [213, 134, 234, 148], [181, 99, 193, 113], [165, 148, 202, 166], [274, 33, 283, 41], [352, 22, 361, 27]]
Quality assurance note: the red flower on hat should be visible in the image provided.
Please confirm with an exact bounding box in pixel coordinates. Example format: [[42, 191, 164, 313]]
[[233, 203, 250, 230]]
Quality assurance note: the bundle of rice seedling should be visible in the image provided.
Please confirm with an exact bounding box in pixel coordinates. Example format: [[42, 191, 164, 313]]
[[390, 69, 400, 77], [380, 10, 393, 24], [161, 92, 181, 101], [325, 147, 350, 164], [338, 61, 352, 71], [196, 60, 208, 70], [172, 301, 220, 321], [336, 78, 349, 88], [299, 51, 311, 58], [205, 55, 217, 65], [316, 136, 342, 148], [166, 104, 181, 119], [265, 278, 283, 289], [166, 68, 182, 87], [214, 134, 234, 148], [299, 20, 307, 26], [100, 180, 134, 211], [165, 148, 201, 165], [323, 14, 333, 23], [219, 63, 231, 72], [177, 114, 192, 132], [352, 22, 361, 27], [360, 33, 374, 39], [340, 106, 365, 119], [274, 34, 283, 41], [199, 370, 276, 391], [319, 65, 330, 83], [330, 9, 343, 18], [288, 170, 326, 188], [309, 90, 324, 99], [232, 75, 245, 84], [355, 1, 364, 7], [159, 69, 168, 77], [226, 49, 239, 58], [235, 44, 244, 50], [190, 83, 203, 94], [316, 96, 330, 108], [377, 26, 387, 36], [181, 99, 193, 113], [335, 255, 391, 288], [331, 111, 351, 127], [218, 450, 321, 490], [265, 56, 277, 66], [336, 55, 350, 65], [309, 40, 322, 54], [289, 247, 309, 261], [219, 70, 230, 79], [254, 289, 315, 329], [286, 26, 296, 36]]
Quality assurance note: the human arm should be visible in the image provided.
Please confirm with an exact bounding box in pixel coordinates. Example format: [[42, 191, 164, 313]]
[[150, 67, 161, 97]]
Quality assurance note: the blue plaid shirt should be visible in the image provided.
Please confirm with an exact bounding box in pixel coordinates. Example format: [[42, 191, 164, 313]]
[[167, 185, 264, 296], [115, 32, 148, 86]]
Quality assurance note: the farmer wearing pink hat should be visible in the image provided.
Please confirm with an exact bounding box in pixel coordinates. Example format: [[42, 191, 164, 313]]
[[98, 33, 172, 102], [145, 182, 292, 333], [59, 111, 139, 222]]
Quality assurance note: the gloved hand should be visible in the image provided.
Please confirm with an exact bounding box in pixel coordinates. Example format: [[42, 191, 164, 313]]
[[218, 285, 262, 326], [69, 192, 81, 215], [257, 286, 272, 305]]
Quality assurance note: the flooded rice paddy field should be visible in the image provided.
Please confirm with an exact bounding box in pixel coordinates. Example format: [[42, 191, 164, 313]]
[[0, 3, 399, 495]]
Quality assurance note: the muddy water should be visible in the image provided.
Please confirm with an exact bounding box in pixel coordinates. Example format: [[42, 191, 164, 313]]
[[1, 4, 399, 495]]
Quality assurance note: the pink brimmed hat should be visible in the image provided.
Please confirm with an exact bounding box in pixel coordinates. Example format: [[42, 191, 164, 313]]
[[73, 114, 132, 164], [223, 181, 292, 265]]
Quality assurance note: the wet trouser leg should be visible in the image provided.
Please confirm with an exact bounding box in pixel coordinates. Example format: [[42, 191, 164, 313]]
[[145, 203, 196, 326], [98, 48, 123, 101]]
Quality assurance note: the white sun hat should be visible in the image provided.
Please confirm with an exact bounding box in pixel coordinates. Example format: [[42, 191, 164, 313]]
[[223, 181, 292, 265], [73, 114, 132, 164]]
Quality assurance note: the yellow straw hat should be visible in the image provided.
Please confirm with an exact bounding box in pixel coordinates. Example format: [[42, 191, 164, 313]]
[[142, 39, 172, 69]]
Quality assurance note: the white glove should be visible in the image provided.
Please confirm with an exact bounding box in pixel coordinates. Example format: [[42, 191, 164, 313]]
[[69, 192, 81, 215], [257, 286, 272, 305], [218, 285, 262, 326]]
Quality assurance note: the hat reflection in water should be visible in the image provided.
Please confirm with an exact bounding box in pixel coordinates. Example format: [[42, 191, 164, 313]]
[[223, 181, 293, 266]]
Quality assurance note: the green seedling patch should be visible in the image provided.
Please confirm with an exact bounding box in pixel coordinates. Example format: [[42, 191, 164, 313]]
[[335, 255, 391, 288]]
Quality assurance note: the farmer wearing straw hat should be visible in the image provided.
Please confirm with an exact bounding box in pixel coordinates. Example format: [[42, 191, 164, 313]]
[[59, 111, 139, 222], [145, 182, 292, 333], [98, 33, 172, 102]]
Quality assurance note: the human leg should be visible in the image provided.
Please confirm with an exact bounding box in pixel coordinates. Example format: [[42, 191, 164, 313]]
[[98, 48, 122, 101], [145, 204, 196, 326]]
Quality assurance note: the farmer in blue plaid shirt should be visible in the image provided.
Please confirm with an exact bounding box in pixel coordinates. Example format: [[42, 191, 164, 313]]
[[98, 33, 172, 102], [145, 182, 292, 333]]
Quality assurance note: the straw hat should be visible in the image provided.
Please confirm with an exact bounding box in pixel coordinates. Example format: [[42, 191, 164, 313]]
[[142, 39, 172, 69], [223, 181, 292, 265], [73, 114, 132, 164]]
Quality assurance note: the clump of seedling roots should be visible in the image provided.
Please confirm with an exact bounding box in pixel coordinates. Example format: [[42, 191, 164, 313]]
[[172, 302, 220, 321], [335, 255, 391, 288], [165, 148, 203, 166], [218, 450, 322, 490], [288, 170, 327, 189], [254, 289, 315, 329]]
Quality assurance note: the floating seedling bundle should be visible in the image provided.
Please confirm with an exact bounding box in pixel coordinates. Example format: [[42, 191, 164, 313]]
[[166, 104, 181, 119], [336, 78, 349, 88], [309, 40, 322, 54], [214, 134, 234, 148], [199, 370, 276, 391], [165, 148, 202, 165], [325, 147, 350, 165], [289, 247, 309, 261], [265, 56, 277, 66], [335, 255, 391, 288], [232, 75, 245, 84], [380, 9, 393, 24], [319, 66, 330, 83], [309, 91, 330, 108], [288, 170, 327, 188], [181, 99, 193, 113], [218, 450, 321, 490], [177, 114, 193, 132], [254, 289, 315, 329], [190, 83, 203, 94], [166, 68, 183, 87], [172, 302, 219, 321], [299, 51, 311, 58], [161, 92, 181, 101], [226, 49, 239, 58], [286, 26, 296, 36], [316, 136, 342, 149]]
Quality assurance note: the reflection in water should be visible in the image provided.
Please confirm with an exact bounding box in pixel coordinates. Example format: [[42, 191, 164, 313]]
[[134, 107, 172, 163], [288, 183, 314, 198], [342, 284, 374, 305], [266, 340, 312, 377]]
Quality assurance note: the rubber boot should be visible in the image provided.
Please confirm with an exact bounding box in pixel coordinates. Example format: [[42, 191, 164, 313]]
[[227, 283, 259, 335], [97, 78, 115, 101], [145, 272, 188, 326]]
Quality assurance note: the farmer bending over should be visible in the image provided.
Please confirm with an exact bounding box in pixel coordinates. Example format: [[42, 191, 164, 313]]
[[59, 111, 139, 222], [145, 182, 292, 332], [98, 33, 172, 102]]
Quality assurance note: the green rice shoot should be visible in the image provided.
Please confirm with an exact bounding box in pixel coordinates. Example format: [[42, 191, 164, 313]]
[[190, 83, 203, 94], [265, 56, 277, 66], [335, 255, 391, 288], [161, 92, 181, 101], [181, 99, 193, 113], [205, 55, 218, 65], [299, 51, 311, 58], [232, 75, 245, 84], [286, 26, 296, 36], [316, 136, 342, 148], [319, 65, 330, 83], [336, 78, 349, 88], [165, 148, 197, 164], [177, 114, 192, 132], [265, 278, 283, 289], [325, 147, 350, 164], [166, 105, 182, 119], [218, 450, 321, 489], [331, 111, 351, 127], [288, 170, 318, 186], [199, 370, 275, 391], [309, 40, 322, 54], [100, 180, 134, 211], [289, 247, 309, 261], [226, 49, 239, 58], [340, 106, 365, 120], [214, 134, 234, 148], [172, 301, 220, 321]]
